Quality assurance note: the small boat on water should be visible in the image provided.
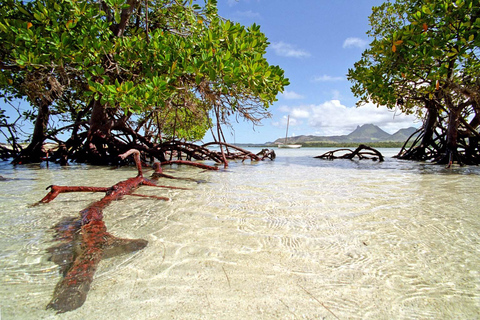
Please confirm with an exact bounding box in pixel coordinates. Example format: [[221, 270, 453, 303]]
[[278, 115, 302, 148], [278, 143, 302, 148]]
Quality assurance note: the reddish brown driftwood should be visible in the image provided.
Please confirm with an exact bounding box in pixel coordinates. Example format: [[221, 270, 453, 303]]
[[42, 149, 177, 313], [315, 144, 384, 162], [150, 162, 206, 182], [41, 186, 110, 203]]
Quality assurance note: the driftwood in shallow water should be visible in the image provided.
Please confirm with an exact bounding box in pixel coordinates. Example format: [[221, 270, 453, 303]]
[[256, 148, 276, 160], [46, 217, 148, 313], [40, 149, 184, 313], [315, 144, 384, 162], [150, 162, 211, 183]]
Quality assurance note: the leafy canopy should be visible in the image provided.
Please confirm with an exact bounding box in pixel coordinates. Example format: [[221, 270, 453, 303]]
[[0, 0, 289, 141], [348, 0, 480, 117]]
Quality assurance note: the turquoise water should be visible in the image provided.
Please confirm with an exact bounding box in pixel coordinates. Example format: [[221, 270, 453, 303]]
[[1, 148, 480, 319]]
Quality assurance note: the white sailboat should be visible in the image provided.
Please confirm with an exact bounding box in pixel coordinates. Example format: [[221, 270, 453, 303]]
[[278, 115, 302, 148]]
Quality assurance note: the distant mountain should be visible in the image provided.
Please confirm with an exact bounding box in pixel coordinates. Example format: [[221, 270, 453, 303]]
[[272, 124, 418, 144], [346, 124, 392, 142], [391, 127, 419, 141]]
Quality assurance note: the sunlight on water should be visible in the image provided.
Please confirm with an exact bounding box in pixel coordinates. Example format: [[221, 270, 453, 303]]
[[1, 148, 480, 319]]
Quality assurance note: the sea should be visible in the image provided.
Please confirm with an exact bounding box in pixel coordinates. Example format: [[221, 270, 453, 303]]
[[1, 147, 479, 319]]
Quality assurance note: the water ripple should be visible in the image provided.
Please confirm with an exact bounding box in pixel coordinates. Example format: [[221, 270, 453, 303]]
[[2, 152, 480, 319]]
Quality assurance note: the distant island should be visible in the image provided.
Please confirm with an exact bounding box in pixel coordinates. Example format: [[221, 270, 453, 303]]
[[265, 124, 419, 148]]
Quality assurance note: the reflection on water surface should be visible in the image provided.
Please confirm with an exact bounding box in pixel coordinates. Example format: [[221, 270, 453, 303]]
[[1, 148, 479, 319]]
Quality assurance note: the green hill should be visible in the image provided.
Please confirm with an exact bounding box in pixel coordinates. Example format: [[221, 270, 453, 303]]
[[271, 124, 418, 146]]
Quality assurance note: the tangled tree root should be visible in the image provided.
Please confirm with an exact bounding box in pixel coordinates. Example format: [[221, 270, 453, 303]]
[[315, 144, 384, 162]]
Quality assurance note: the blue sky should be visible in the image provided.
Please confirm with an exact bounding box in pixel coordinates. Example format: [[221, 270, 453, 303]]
[[213, 0, 420, 144]]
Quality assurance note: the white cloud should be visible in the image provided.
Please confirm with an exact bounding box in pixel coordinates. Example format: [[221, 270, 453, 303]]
[[313, 74, 344, 82], [282, 115, 301, 126], [278, 100, 419, 136], [282, 90, 304, 100], [291, 108, 310, 119], [270, 42, 310, 58], [343, 37, 368, 49]]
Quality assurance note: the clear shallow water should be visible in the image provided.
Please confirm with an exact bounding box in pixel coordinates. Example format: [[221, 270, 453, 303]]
[[1, 148, 480, 319]]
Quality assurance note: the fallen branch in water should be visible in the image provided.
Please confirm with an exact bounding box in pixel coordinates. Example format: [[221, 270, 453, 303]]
[[150, 162, 207, 183], [40, 149, 184, 313], [314, 144, 384, 162], [298, 284, 340, 320]]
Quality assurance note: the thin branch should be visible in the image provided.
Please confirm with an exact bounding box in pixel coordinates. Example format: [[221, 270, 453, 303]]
[[298, 284, 339, 320]]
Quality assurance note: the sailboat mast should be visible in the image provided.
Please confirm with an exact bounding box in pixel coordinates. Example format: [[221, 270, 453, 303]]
[[284, 115, 290, 144]]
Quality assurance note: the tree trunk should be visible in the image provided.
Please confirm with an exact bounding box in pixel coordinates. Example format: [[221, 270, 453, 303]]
[[84, 99, 113, 164], [12, 98, 50, 164], [442, 106, 461, 166], [420, 102, 438, 152]]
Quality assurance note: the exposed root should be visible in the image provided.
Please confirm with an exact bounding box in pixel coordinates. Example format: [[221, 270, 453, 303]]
[[315, 144, 384, 162]]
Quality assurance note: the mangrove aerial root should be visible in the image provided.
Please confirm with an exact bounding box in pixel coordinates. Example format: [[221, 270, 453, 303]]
[[315, 144, 384, 162], [202, 142, 276, 162]]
